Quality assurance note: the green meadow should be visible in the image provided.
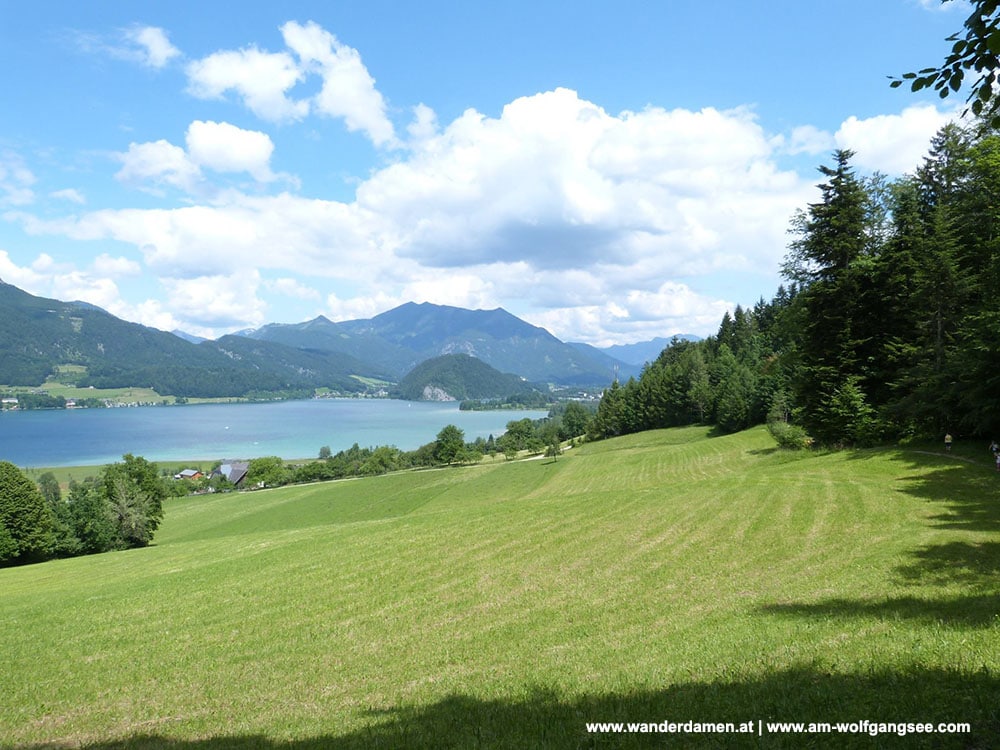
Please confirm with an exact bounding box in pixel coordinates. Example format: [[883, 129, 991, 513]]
[[1, 426, 998, 748]]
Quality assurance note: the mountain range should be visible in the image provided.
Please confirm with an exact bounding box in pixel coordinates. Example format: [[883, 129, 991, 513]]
[[0, 280, 675, 399], [593, 335, 702, 366], [241, 302, 641, 386]]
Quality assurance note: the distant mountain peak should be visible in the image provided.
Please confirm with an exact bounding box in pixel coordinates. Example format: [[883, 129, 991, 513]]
[[591, 335, 703, 366], [68, 299, 105, 313], [172, 329, 208, 344]]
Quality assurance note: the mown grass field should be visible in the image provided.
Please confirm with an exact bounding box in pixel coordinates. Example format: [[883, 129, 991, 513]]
[[1, 426, 998, 748]]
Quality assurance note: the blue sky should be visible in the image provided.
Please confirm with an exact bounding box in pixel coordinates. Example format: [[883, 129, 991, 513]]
[[0, 0, 970, 345]]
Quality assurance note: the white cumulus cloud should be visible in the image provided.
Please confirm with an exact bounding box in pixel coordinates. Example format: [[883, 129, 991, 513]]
[[358, 88, 807, 281], [185, 120, 276, 182], [185, 21, 395, 147], [114, 121, 282, 193], [835, 104, 957, 174], [271, 277, 322, 301], [186, 46, 308, 123], [162, 270, 267, 328], [15, 84, 961, 342], [115, 140, 201, 193], [122, 26, 181, 69], [281, 20, 397, 147]]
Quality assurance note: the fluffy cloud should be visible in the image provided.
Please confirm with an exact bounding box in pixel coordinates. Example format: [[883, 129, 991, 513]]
[[73, 25, 181, 70], [835, 104, 956, 174], [527, 281, 733, 346], [325, 290, 408, 322], [0, 250, 142, 323], [778, 104, 957, 174], [0, 250, 47, 291], [407, 104, 439, 142], [270, 277, 322, 301], [29, 192, 382, 280], [16, 85, 960, 342], [114, 121, 280, 193], [122, 26, 181, 69], [185, 120, 276, 182], [785, 124, 835, 156], [92, 253, 141, 277], [115, 139, 201, 193], [185, 21, 396, 146], [161, 270, 267, 328], [280, 21, 396, 147], [186, 47, 308, 123], [358, 89, 807, 282]]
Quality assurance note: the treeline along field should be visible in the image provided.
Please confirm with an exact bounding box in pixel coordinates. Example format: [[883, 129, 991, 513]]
[[1, 426, 998, 748]]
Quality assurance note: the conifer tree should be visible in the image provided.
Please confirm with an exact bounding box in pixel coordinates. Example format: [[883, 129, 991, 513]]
[[783, 150, 873, 443]]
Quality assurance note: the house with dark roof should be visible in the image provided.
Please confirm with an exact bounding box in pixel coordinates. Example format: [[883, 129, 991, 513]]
[[212, 460, 250, 488]]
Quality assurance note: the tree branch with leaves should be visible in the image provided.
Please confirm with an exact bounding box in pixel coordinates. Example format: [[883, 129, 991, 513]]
[[891, 0, 1000, 126]]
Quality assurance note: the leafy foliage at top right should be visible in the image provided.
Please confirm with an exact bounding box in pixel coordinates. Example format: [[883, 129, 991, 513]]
[[892, 0, 1000, 127]]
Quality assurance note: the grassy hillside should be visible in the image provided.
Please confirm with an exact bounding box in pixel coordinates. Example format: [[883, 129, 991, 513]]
[[1, 427, 998, 748]]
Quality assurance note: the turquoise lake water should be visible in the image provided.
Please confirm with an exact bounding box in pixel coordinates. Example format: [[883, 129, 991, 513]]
[[0, 399, 549, 468]]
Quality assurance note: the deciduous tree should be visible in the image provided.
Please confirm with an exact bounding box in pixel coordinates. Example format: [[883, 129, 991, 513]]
[[892, 0, 1000, 127], [0, 461, 54, 564], [434, 424, 467, 464]]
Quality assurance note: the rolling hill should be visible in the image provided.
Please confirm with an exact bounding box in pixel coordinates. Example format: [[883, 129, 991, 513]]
[[0, 281, 373, 397], [1, 426, 997, 746], [392, 353, 541, 401]]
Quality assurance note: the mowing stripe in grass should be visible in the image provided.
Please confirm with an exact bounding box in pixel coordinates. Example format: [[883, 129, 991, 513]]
[[1, 426, 998, 748]]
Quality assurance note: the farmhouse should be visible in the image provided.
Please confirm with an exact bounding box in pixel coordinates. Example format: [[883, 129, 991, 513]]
[[212, 461, 250, 488]]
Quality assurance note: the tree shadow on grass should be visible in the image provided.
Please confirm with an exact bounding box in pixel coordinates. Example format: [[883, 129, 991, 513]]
[[762, 592, 1000, 628], [761, 451, 1000, 634], [764, 539, 1000, 628], [897, 541, 1000, 587], [887, 455, 1000, 534], [886, 455, 1000, 601], [15, 667, 1000, 749]]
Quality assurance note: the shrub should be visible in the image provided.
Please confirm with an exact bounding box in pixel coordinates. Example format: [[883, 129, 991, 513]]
[[767, 420, 812, 450]]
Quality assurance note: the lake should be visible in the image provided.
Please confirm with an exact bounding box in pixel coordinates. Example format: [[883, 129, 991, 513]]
[[0, 399, 550, 468]]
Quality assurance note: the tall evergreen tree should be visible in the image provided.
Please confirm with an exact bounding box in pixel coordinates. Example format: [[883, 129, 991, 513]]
[[951, 131, 1000, 435], [783, 151, 874, 444], [713, 345, 755, 433], [590, 379, 626, 439], [0, 461, 54, 564]]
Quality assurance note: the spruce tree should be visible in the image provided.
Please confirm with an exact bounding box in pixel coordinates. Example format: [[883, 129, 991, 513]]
[[782, 151, 873, 444]]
